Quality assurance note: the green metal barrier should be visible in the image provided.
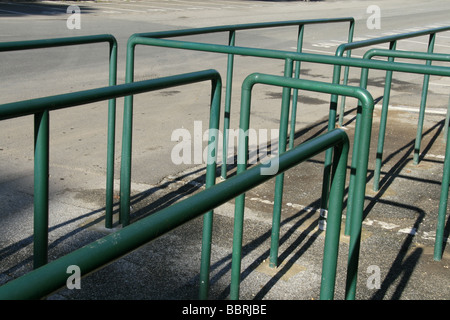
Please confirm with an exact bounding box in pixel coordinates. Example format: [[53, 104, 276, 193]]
[[322, 26, 450, 227], [229, 73, 368, 300], [123, 32, 450, 298], [362, 49, 450, 191], [0, 127, 349, 300], [334, 26, 450, 127], [3, 26, 450, 300], [121, 19, 355, 300], [0, 69, 222, 287], [343, 54, 450, 262], [0, 35, 118, 269], [343, 51, 450, 240], [362, 48, 450, 261], [436, 124, 450, 261], [123, 17, 355, 184]]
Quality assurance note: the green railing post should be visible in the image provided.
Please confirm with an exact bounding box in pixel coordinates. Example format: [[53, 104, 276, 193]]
[[199, 77, 222, 300], [119, 37, 136, 227], [445, 93, 450, 143], [414, 33, 436, 165], [105, 39, 118, 229], [229, 83, 251, 301], [343, 65, 370, 236], [320, 128, 349, 300], [33, 110, 50, 269], [373, 41, 397, 192], [221, 30, 236, 180], [338, 19, 356, 127], [288, 25, 305, 151], [344, 81, 374, 301], [435, 119, 450, 261], [270, 59, 293, 269], [321, 63, 342, 212]]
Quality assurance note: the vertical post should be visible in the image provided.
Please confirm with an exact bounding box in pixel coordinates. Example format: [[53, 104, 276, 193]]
[[288, 24, 304, 150], [221, 30, 236, 180], [321, 64, 342, 212], [34, 110, 50, 269], [444, 93, 450, 142], [105, 40, 118, 229], [373, 41, 397, 192], [120, 40, 136, 227], [199, 77, 222, 299], [338, 20, 355, 127], [434, 117, 450, 261], [269, 58, 293, 268], [414, 33, 436, 164], [345, 92, 374, 300], [344, 67, 369, 235], [320, 134, 348, 300], [230, 79, 253, 300]]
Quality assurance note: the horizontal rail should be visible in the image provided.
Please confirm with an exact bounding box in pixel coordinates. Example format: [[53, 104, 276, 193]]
[[0, 34, 117, 52], [0, 70, 219, 119], [133, 17, 354, 38], [128, 36, 450, 77], [0, 128, 348, 300], [335, 26, 450, 56], [365, 49, 450, 61]]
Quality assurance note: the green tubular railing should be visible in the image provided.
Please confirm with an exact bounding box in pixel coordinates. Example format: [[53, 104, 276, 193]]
[[436, 123, 450, 261], [362, 48, 450, 261], [123, 20, 355, 300], [124, 17, 355, 182], [229, 73, 371, 300], [0, 35, 118, 269], [363, 49, 450, 191], [343, 50, 450, 247], [0, 127, 349, 300], [122, 34, 450, 299], [323, 26, 450, 221], [334, 25, 450, 127], [0, 70, 222, 290]]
